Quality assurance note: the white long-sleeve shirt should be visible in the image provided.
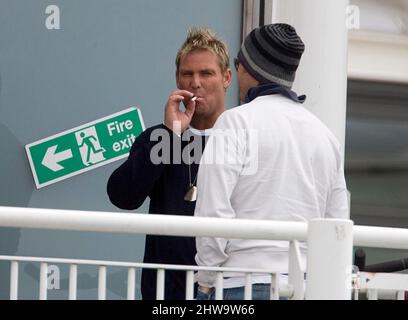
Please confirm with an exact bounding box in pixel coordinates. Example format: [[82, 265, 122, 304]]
[[194, 94, 349, 288]]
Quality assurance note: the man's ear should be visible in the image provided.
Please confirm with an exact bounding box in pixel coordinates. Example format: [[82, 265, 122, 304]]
[[223, 68, 232, 89]]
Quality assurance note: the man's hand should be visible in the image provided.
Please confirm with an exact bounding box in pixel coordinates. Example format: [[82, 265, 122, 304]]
[[164, 90, 196, 136]]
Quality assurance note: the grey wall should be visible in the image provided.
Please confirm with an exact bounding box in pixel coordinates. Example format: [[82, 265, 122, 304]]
[[0, 0, 242, 299]]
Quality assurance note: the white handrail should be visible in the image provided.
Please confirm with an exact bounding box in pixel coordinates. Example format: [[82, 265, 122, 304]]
[[0, 206, 308, 241], [1, 205, 408, 300], [353, 225, 408, 250], [1, 206, 408, 250]]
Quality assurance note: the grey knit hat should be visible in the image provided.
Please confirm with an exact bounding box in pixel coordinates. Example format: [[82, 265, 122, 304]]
[[237, 23, 305, 89]]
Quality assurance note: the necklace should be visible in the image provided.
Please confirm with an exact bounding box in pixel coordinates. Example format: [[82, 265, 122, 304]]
[[184, 133, 198, 202]]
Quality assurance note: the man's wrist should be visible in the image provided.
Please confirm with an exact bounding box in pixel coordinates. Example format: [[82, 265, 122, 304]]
[[163, 121, 184, 137], [162, 122, 182, 137]]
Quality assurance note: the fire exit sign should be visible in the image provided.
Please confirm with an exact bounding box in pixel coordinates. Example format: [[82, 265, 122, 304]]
[[25, 107, 145, 189]]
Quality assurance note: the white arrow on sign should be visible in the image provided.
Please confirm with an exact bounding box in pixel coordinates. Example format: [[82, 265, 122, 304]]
[[41, 145, 73, 172]]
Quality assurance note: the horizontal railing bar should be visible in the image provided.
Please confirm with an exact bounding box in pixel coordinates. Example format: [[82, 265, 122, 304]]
[[1, 206, 408, 250], [0, 206, 307, 241], [353, 225, 408, 250], [0, 255, 285, 274]]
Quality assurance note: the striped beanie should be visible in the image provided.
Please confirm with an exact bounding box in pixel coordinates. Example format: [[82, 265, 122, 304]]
[[238, 23, 305, 89]]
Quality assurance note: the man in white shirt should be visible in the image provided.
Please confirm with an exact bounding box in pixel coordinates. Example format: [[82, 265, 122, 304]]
[[194, 23, 349, 300]]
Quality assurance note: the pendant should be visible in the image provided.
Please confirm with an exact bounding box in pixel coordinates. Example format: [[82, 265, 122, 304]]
[[184, 185, 198, 202]]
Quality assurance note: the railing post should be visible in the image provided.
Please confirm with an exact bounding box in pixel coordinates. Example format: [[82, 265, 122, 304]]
[[306, 219, 353, 300], [244, 273, 252, 300], [215, 272, 223, 300], [271, 273, 279, 300], [69, 264, 77, 300], [39, 262, 48, 300], [10, 261, 18, 300], [98, 266, 107, 300], [288, 240, 305, 300], [185, 271, 195, 300], [127, 268, 136, 300], [156, 269, 165, 300]]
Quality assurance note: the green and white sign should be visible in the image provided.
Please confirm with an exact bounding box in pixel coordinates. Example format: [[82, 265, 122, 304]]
[[26, 107, 145, 189]]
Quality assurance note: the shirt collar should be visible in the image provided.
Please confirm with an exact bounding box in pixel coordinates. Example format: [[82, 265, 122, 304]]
[[245, 83, 306, 104], [188, 126, 213, 136]]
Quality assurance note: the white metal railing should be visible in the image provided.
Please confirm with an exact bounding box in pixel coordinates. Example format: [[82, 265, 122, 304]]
[[0, 206, 408, 300], [0, 254, 297, 300]]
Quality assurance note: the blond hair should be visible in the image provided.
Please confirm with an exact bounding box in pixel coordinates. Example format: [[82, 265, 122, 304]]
[[175, 27, 230, 73]]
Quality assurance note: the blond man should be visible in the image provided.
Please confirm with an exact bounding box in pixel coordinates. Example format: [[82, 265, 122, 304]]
[[107, 27, 232, 300]]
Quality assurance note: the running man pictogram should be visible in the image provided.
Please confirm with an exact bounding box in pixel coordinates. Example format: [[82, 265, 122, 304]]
[[76, 127, 106, 166]]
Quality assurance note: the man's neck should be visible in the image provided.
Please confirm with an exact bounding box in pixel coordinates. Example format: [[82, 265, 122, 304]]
[[190, 109, 224, 130]]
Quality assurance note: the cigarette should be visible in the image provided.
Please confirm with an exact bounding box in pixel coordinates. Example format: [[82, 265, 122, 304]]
[[191, 96, 198, 102]]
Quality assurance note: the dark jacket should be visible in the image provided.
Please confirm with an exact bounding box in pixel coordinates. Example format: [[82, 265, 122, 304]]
[[107, 124, 206, 300]]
